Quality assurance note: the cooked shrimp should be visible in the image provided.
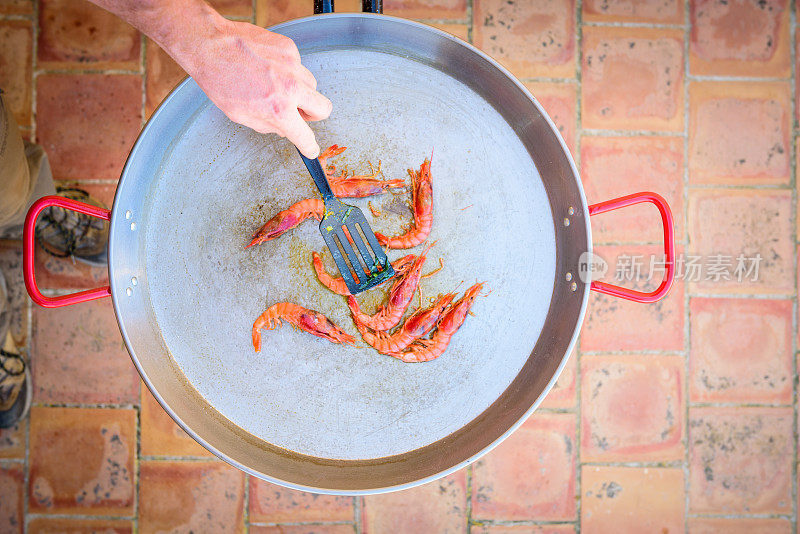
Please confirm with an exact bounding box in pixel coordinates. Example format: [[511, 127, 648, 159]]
[[376, 157, 433, 249], [357, 292, 455, 354], [318, 144, 347, 173], [329, 161, 405, 198], [388, 282, 485, 362], [348, 242, 434, 331], [246, 199, 323, 248], [252, 302, 355, 352], [320, 145, 405, 197], [312, 252, 416, 296]]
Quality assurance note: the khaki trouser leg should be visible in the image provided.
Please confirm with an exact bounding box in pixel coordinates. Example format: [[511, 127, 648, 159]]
[[0, 93, 56, 238]]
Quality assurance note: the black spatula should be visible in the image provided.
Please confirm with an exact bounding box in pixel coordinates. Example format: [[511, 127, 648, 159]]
[[298, 150, 395, 294]]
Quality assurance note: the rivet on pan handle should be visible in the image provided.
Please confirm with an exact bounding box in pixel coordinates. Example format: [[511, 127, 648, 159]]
[[23, 195, 112, 308], [587, 192, 675, 304]]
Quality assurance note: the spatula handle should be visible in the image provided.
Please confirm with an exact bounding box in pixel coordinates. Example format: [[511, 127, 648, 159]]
[[298, 150, 335, 202]]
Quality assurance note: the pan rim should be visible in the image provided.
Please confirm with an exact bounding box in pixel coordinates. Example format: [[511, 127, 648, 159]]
[[109, 12, 592, 495]]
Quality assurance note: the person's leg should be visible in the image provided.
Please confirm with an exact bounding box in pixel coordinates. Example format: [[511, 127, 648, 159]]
[[0, 93, 33, 428], [0, 91, 108, 263], [0, 267, 30, 429], [0, 91, 58, 240], [0, 91, 40, 234], [0, 89, 112, 428]]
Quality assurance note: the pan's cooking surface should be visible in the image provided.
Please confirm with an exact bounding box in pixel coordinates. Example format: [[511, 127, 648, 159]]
[[143, 49, 556, 460]]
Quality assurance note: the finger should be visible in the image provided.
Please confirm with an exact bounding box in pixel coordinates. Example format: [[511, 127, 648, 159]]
[[296, 85, 332, 122], [248, 120, 280, 135], [295, 64, 317, 90], [274, 33, 302, 63], [282, 111, 320, 158]]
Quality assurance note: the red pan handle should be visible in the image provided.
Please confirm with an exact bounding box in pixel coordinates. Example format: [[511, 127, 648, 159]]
[[587, 192, 674, 303], [23, 195, 112, 308]]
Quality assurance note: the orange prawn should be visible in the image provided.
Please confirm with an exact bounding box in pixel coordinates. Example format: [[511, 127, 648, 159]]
[[347, 242, 434, 331], [312, 252, 416, 296], [320, 144, 405, 198], [376, 157, 433, 249], [388, 282, 485, 362], [246, 199, 323, 248], [329, 162, 405, 198], [252, 302, 355, 352], [356, 292, 455, 354]]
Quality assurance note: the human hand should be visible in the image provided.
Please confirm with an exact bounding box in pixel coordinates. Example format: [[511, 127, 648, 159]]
[[173, 15, 331, 158]]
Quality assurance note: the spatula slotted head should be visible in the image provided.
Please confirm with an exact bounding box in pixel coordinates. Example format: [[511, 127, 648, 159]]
[[297, 150, 394, 294], [320, 198, 395, 294]]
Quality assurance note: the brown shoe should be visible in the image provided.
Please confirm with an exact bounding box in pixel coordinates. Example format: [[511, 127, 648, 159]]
[[36, 187, 109, 266], [0, 331, 29, 429]]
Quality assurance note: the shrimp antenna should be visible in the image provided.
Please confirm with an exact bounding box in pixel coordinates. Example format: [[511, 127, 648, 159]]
[[478, 280, 492, 297]]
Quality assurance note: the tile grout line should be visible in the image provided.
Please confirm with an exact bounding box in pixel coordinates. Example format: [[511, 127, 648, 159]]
[[579, 460, 688, 468], [139, 455, 227, 462], [354, 495, 362, 534], [574, 0, 583, 530], [682, 183, 794, 189], [134, 404, 140, 534], [518, 76, 579, 84], [688, 401, 794, 408], [0, 13, 34, 21], [409, 519, 579, 528], [580, 128, 684, 136], [243, 473, 250, 534], [248, 521, 358, 526], [24, 0, 40, 528], [582, 20, 685, 29], [789, 2, 798, 534], [29, 0, 38, 142], [684, 291, 797, 299], [402, 17, 472, 25], [141, 32, 147, 131], [31, 401, 139, 409], [25, 512, 138, 521], [686, 512, 794, 519], [682, 0, 691, 530], [465, 464, 473, 531], [686, 74, 794, 82], [34, 68, 142, 75]]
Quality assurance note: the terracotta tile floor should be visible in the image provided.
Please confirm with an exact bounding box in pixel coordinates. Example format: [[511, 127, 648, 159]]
[[0, 0, 798, 532]]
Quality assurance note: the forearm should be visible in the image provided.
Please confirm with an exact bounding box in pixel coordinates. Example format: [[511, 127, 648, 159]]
[[87, 0, 225, 75], [87, 0, 331, 157]]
